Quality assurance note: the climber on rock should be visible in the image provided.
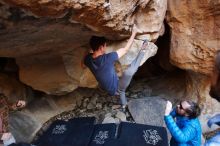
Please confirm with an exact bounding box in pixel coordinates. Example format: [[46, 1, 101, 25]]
[[84, 25, 149, 111]]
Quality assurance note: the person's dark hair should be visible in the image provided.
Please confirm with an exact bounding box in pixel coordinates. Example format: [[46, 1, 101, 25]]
[[89, 36, 107, 52], [185, 100, 201, 119]]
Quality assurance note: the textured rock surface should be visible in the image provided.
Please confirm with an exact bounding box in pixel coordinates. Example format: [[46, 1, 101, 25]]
[[9, 111, 41, 142], [62, 47, 98, 88], [2, 0, 167, 39], [0, 72, 27, 102], [17, 54, 78, 95], [128, 96, 167, 127], [167, 0, 220, 75]]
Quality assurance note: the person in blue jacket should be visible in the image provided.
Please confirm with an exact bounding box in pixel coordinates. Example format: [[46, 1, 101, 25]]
[[204, 114, 220, 146], [164, 100, 202, 146]]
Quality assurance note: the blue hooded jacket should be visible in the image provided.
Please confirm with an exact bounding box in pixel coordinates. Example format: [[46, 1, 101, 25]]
[[164, 110, 202, 146]]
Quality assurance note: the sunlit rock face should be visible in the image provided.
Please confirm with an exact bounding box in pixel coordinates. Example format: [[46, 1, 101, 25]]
[[0, 0, 166, 94], [2, 0, 167, 40], [167, 0, 220, 132], [167, 0, 220, 75]]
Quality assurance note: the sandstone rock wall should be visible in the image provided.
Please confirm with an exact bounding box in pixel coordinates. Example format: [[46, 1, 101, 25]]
[[0, 72, 27, 103], [167, 0, 220, 75], [3, 0, 167, 40]]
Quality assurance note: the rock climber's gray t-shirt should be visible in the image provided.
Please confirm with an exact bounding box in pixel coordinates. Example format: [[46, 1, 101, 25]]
[[84, 52, 118, 95]]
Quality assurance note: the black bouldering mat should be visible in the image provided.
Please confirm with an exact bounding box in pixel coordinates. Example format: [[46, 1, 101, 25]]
[[89, 124, 117, 146], [34, 120, 71, 146], [34, 117, 95, 146], [63, 117, 95, 146], [105, 122, 168, 146], [103, 139, 124, 146]]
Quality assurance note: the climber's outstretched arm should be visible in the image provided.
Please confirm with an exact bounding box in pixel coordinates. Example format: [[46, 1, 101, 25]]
[[116, 25, 138, 58]]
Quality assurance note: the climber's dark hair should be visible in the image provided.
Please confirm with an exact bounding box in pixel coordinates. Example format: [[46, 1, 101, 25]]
[[89, 36, 107, 52], [184, 100, 201, 119]]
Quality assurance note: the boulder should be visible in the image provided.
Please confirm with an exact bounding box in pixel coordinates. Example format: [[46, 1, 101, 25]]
[[9, 111, 41, 143], [128, 97, 167, 127], [16, 54, 78, 95]]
